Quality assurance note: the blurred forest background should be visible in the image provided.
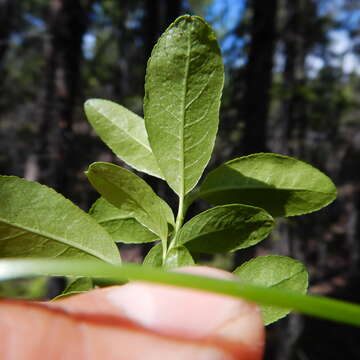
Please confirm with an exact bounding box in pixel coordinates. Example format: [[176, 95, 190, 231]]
[[1, 0, 360, 359]]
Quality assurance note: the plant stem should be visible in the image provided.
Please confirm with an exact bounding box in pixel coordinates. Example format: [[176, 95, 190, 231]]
[[175, 194, 185, 234], [161, 237, 167, 264], [168, 195, 185, 253]]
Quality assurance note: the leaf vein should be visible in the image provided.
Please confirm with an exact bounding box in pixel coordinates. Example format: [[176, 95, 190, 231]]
[[185, 68, 216, 110]]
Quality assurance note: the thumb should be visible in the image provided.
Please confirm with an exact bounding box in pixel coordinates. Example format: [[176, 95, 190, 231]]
[[58, 266, 265, 359], [0, 266, 264, 360]]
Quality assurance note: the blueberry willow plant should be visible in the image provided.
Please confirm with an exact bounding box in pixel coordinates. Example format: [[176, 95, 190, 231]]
[[1, 15, 359, 327]]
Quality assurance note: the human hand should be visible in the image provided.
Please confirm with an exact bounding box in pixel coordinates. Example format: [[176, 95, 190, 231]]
[[0, 266, 264, 359]]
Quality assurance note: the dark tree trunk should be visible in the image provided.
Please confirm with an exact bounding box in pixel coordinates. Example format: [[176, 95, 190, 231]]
[[165, 0, 181, 24], [235, 0, 278, 156], [144, 0, 182, 60], [0, 0, 16, 71], [37, 0, 93, 196], [270, 3, 318, 359], [0, 0, 17, 111], [144, 0, 161, 61], [279, 0, 308, 157], [233, 0, 278, 272]]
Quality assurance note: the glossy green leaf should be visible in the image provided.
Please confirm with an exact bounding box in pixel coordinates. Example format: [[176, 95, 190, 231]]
[[234, 255, 308, 325], [86, 162, 168, 242], [84, 99, 163, 179], [200, 153, 337, 217], [90, 198, 158, 244], [164, 246, 195, 269], [144, 15, 224, 196], [65, 277, 94, 293], [96, 217, 157, 244], [0, 259, 359, 328], [54, 277, 94, 300], [143, 242, 163, 267], [0, 176, 120, 264], [178, 204, 274, 254], [142, 243, 194, 269]]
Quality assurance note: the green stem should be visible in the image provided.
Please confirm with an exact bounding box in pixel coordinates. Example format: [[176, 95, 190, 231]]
[[1, 259, 360, 328], [168, 195, 185, 253], [161, 237, 167, 264], [175, 195, 185, 234]]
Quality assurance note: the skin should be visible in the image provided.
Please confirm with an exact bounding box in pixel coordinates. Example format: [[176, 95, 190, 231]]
[[0, 266, 264, 359]]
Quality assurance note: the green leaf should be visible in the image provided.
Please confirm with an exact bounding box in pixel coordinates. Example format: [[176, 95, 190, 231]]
[[143, 243, 194, 269], [164, 246, 195, 269], [199, 153, 337, 217], [178, 204, 274, 254], [84, 99, 163, 179], [0, 259, 359, 328], [0, 176, 120, 264], [90, 198, 158, 244], [54, 277, 94, 300], [143, 242, 163, 267], [0, 277, 47, 300], [142, 243, 194, 269], [234, 255, 309, 325], [65, 277, 94, 293], [86, 162, 168, 242], [144, 15, 224, 196]]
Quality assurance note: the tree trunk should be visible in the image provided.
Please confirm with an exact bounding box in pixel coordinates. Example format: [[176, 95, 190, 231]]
[[36, 0, 93, 196], [271, 3, 317, 359], [235, 0, 278, 156], [233, 0, 278, 272], [280, 0, 308, 157], [0, 0, 16, 71], [165, 0, 181, 24], [144, 0, 181, 60], [0, 0, 17, 111]]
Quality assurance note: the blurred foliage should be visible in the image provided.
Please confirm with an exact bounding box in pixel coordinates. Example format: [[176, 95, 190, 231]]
[[0, 277, 48, 300]]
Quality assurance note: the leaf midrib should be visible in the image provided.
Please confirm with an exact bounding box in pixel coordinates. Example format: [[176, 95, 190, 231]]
[[240, 268, 306, 289], [90, 103, 153, 153], [96, 171, 166, 241], [200, 186, 335, 197], [98, 216, 132, 223], [181, 221, 270, 244], [178, 21, 192, 197], [269, 268, 306, 288], [0, 217, 111, 263]]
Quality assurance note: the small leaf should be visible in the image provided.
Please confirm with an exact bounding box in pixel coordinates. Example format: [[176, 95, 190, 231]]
[[164, 246, 195, 269], [0, 176, 120, 264], [54, 277, 94, 300], [90, 198, 158, 244], [98, 217, 158, 244], [143, 243, 195, 269], [143, 242, 163, 267], [84, 99, 163, 179], [234, 255, 308, 325], [178, 204, 274, 254], [200, 153, 337, 217], [144, 15, 224, 196], [86, 162, 168, 242], [65, 277, 94, 293]]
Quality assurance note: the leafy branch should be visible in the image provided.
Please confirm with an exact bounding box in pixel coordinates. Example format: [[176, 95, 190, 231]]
[[0, 15, 348, 326]]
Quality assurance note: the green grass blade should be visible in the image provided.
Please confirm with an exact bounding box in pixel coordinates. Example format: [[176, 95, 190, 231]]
[[0, 259, 359, 327]]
